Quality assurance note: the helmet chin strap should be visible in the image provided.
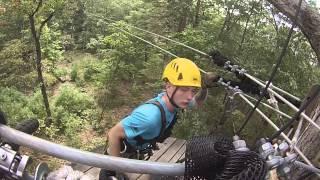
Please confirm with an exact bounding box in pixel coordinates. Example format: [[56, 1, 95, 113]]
[[167, 87, 180, 109]]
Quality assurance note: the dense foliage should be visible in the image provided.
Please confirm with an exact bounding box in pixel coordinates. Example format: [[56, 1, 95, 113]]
[[0, 0, 319, 167]]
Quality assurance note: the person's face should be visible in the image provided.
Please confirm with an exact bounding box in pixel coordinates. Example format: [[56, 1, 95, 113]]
[[166, 83, 199, 109]]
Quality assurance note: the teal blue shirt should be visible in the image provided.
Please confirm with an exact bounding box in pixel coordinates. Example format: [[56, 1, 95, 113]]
[[121, 92, 177, 149]]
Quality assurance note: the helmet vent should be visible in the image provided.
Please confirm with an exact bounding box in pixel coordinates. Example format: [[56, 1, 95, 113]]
[[178, 73, 183, 80]]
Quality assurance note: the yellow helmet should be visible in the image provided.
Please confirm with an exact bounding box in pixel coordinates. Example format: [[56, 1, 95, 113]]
[[162, 58, 201, 87]]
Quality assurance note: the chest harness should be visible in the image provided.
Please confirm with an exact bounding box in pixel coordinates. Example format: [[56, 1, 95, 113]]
[[122, 100, 178, 157]]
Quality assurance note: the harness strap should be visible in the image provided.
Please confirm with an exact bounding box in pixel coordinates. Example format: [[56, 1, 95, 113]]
[[150, 101, 167, 140]]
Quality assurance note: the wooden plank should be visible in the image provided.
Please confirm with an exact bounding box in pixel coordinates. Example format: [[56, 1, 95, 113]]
[[71, 163, 92, 172], [169, 142, 186, 163], [138, 139, 185, 180], [149, 137, 177, 161], [157, 139, 185, 162], [85, 167, 100, 180], [126, 137, 177, 180], [78, 138, 185, 180]]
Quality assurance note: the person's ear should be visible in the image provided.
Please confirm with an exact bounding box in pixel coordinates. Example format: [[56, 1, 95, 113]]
[[165, 82, 172, 89]]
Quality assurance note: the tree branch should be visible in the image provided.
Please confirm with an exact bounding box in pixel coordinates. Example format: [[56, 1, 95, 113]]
[[267, 0, 320, 64], [271, 9, 279, 33], [30, 0, 43, 17], [38, 12, 55, 36]]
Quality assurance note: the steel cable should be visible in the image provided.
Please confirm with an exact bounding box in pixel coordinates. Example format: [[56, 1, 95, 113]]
[[236, 0, 304, 134]]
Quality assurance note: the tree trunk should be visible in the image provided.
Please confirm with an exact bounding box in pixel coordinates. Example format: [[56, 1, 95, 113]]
[[177, 14, 187, 32], [218, 0, 241, 40], [290, 85, 320, 180], [193, 0, 201, 28], [238, 2, 257, 52], [267, 0, 320, 65], [218, 9, 232, 39], [29, 15, 52, 126]]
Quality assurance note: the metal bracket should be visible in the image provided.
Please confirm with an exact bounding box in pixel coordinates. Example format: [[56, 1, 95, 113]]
[[16, 154, 30, 178]]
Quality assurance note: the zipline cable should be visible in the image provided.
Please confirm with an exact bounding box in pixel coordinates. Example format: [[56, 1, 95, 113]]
[[94, 14, 319, 135], [90, 14, 302, 105], [91, 15, 210, 58], [255, 77, 301, 102], [245, 73, 320, 131], [217, 80, 318, 170], [106, 23, 208, 74], [211, 52, 301, 107], [111, 19, 320, 133], [236, 0, 303, 134], [272, 86, 320, 131], [111, 25, 179, 58], [106, 17, 301, 102], [217, 81, 316, 169], [242, 93, 292, 119], [269, 85, 320, 141], [238, 93, 313, 166]]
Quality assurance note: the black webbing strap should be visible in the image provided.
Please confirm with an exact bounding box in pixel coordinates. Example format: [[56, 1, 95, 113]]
[[148, 101, 167, 141]]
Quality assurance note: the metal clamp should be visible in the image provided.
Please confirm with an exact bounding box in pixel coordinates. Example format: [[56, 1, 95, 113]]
[[231, 65, 239, 72], [238, 68, 247, 75], [0, 146, 30, 179], [224, 61, 231, 69], [257, 138, 300, 178], [233, 135, 249, 151]]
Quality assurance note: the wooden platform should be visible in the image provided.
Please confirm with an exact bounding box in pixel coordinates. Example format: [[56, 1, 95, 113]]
[[72, 137, 186, 180]]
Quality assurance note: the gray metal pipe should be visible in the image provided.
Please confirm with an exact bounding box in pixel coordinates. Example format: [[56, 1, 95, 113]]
[[244, 73, 301, 102], [242, 93, 292, 119], [294, 161, 320, 174], [0, 124, 185, 176], [245, 73, 320, 131], [238, 94, 314, 166], [252, 76, 301, 102]]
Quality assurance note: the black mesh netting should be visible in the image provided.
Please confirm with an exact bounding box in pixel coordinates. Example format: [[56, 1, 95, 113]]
[[184, 136, 267, 180], [151, 136, 267, 180], [215, 150, 267, 180], [184, 135, 234, 179]]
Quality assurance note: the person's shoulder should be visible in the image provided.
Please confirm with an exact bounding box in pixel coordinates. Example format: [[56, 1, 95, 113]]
[[126, 103, 160, 129], [135, 102, 161, 114], [132, 103, 161, 120]]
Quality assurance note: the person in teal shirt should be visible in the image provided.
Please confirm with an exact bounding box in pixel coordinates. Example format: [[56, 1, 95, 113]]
[[121, 92, 177, 150], [100, 58, 218, 179]]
